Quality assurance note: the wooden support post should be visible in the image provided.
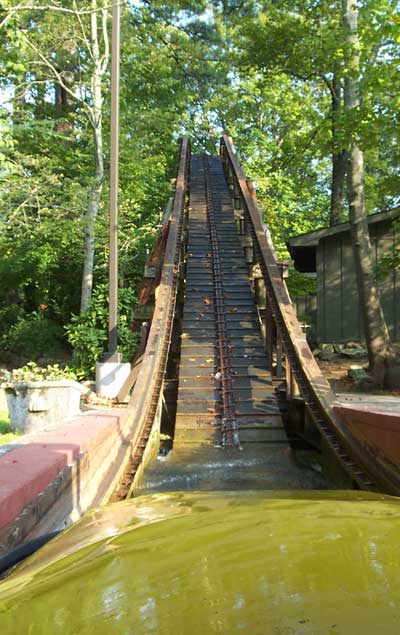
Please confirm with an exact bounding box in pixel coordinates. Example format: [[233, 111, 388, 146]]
[[265, 306, 275, 373], [227, 168, 234, 192], [254, 275, 266, 307], [116, 322, 149, 402], [292, 374, 300, 398], [276, 331, 284, 378], [286, 359, 293, 398], [286, 360, 300, 398]]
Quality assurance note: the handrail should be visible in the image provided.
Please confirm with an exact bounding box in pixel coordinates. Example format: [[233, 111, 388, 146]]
[[110, 138, 190, 499], [220, 134, 400, 495]]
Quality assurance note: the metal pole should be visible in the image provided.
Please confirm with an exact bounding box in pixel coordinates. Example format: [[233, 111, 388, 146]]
[[107, 0, 121, 361]]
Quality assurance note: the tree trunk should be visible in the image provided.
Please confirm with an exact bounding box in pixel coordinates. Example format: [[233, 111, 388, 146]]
[[80, 1, 105, 313], [330, 74, 346, 225], [54, 39, 76, 134], [80, 124, 104, 312], [54, 81, 74, 134], [342, 0, 394, 386]]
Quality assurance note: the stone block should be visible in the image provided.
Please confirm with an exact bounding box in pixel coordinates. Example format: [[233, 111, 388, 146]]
[[96, 362, 131, 399], [4, 381, 83, 434]]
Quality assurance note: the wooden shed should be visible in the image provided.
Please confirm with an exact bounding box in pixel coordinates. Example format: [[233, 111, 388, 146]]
[[287, 209, 399, 343]]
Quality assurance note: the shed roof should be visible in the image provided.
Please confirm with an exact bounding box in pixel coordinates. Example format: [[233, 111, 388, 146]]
[[286, 208, 399, 273]]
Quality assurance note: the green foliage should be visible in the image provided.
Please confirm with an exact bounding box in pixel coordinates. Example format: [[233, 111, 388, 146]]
[[65, 284, 139, 378], [286, 269, 317, 298], [0, 362, 77, 384], [1, 311, 65, 359], [0, 304, 24, 339], [375, 218, 400, 280], [0, 413, 10, 432], [0, 0, 222, 353], [0, 413, 20, 447], [1, 0, 400, 370]]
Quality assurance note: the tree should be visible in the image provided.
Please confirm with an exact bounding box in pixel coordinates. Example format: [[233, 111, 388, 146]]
[[342, 0, 395, 386], [1, 1, 111, 312], [0, 0, 227, 369], [329, 70, 347, 225], [1, 0, 398, 382], [79, 0, 109, 312], [229, 0, 348, 225]]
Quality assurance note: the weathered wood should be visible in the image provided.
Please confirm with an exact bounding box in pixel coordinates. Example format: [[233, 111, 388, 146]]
[[116, 354, 144, 403], [110, 139, 190, 500], [220, 134, 400, 495]]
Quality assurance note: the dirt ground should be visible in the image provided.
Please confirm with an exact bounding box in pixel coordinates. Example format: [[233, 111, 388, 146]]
[[317, 355, 400, 397], [317, 357, 367, 393]]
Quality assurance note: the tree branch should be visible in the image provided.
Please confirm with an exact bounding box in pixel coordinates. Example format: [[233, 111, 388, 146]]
[[73, 0, 94, 63], [100, 1, 110, 75], [1, 1, 125, 20], [21, 30, 93, 118]]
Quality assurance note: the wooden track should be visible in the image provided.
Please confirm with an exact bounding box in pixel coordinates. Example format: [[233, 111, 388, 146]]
[[175, 154, 286, 446], [110, 137, 400, 500]]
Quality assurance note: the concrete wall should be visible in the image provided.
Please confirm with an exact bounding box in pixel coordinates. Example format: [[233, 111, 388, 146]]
[[0, 388, 7, 413]]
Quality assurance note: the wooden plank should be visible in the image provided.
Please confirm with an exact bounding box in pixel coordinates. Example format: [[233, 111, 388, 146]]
[[109, 139, 190, 498], [341, 232, 362, 341], [322, 235, 342, 341], [116, 354, 144, 403]]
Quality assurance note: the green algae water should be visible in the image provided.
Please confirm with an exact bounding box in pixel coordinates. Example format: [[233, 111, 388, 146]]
[[1, 491, 400, 634]]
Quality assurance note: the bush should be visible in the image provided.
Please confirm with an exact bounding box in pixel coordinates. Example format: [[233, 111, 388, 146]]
[[0, 304, 25, 338], [65, 284, 139, 379], [286, 268, 317, 298], [1, 311, 65, 359], [0, 361, 77, 384]]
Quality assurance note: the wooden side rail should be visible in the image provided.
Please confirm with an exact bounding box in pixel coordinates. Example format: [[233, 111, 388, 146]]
[[109, 138, 190, 499], [220, 134, 400, 495]]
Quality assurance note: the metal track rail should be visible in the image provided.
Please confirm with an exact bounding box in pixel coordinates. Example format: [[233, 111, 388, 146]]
[[204, 156, 240, 447], [220, 135, 400, 495], [110, 139, 190, 501]]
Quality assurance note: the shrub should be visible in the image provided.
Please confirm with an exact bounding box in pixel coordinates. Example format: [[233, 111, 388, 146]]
[[65, 284, 139, 379], [0, 304, 25, 338], [0, 361, 77, 384], [286, 268, 317, 298], [1, 311, 65, 359]]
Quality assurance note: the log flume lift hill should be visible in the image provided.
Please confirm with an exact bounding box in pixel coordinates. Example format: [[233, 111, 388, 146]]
[[110, 136, 400, 501]]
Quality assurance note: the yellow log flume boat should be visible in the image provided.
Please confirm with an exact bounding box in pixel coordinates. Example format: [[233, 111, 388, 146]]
[[1, 490, 400, 634]]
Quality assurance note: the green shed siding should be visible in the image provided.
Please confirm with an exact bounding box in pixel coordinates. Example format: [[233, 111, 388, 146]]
[[316, 220, 399, 343]]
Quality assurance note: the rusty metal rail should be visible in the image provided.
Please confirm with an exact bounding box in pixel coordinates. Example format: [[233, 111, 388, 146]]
[[110, 139, 190, 500], [204, 156, 240, 447], [220, 134, 400, 495]]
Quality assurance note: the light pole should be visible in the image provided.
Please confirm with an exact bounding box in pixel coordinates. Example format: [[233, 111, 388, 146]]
[[106, 0, 121, 362], [96, 1, 131, 397]]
